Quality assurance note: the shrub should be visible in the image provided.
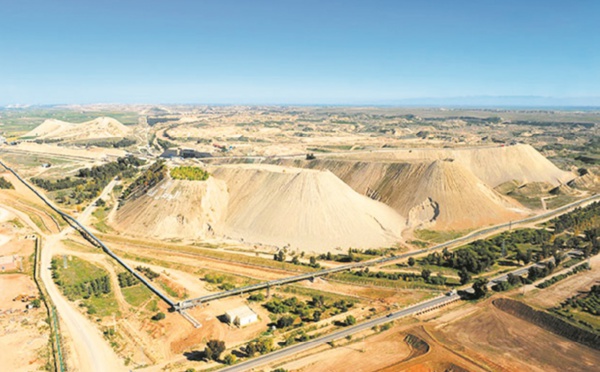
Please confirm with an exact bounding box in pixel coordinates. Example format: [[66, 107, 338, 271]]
[[223, 353, 237, 365], [151, 312, 165, 321], [248, 293, 265, 302], [344, 315, 356, 326]]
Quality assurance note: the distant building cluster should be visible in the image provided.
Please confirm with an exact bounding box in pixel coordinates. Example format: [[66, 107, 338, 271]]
[[160, 148, 212, 159]]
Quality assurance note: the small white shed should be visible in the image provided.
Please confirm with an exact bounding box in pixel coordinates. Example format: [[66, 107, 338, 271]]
[[224, 305, 258, 327]]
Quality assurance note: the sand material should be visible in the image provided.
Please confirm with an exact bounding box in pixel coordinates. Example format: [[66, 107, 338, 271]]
[[334, 144, 574, 187], [24, 117, 130, 141], [116, 164, 405, 252], [277, 158, 524, 230]]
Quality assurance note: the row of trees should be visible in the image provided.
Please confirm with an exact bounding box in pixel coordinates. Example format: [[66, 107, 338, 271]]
[[551, 201, 600, 233], [53, 273, 111, 301], [352, 267, 448, 286], [421, 228, 553, 274], [32, 155, 145, 204], [117, 272, 139, 288], [120, 160, 167, 201], [88, 138, 137, 149], [136, 266, 160, 280], [0, 176, 14, 189]]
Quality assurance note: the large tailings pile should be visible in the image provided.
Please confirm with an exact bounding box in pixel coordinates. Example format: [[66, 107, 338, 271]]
[[210, 164, 405, 251], [24, 117, 131, 141], [114, 177, 228, 240], [338, 144, 574, 187], [276, 158, 522, 230]]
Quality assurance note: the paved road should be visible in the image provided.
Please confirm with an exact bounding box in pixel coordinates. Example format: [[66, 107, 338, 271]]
[[220, 251, 582, 372], [180, 193, 600, 309], [221, 294, 458, 372]]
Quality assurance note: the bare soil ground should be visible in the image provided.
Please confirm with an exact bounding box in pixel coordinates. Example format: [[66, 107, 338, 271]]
[[432, 300, 600, 372], [0, 274, 49, 372], [276, 324, 482, 372]]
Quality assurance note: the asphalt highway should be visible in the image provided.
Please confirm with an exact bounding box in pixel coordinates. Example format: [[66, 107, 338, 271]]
[[221, 294, 458, 372]]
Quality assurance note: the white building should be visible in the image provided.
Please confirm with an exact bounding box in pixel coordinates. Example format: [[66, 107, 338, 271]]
[[224, 305, 258, 327]]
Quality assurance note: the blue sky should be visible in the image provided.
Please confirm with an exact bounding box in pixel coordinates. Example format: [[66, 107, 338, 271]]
[[1, 0, 598, 105]]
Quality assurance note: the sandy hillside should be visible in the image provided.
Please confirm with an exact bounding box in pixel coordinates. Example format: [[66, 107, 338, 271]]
[[115, 164, 406, 252], [338, 144, 574, 187], [210, 164, 405, 251], [24, 117, 130, 141], [114, 176, 228, 240], [277, 158, 524, 230]]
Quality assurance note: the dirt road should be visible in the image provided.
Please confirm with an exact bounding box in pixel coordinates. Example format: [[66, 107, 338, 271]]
[[12, 175, 127, 372]]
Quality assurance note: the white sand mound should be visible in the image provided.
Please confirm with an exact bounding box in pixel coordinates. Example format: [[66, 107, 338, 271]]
[[114, 176, 228, 240], [116, 164, 405, 252], [24, 117, 130, 141], [275, 158, 524, 230], [338, 144, 574, 187], [210, 164, 405, 250]]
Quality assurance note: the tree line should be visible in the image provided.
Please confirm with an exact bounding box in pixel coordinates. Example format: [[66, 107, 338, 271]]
[[120, 160, 167, 201], [31, 155, 146, 205], [0, 176, 14, 189]]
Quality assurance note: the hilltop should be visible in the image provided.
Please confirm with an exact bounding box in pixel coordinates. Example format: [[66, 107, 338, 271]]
[[338, 144, 574, 188], [276, 158, 524, 230], [115, 164, 405, 252], [23, 117, 131, 141]]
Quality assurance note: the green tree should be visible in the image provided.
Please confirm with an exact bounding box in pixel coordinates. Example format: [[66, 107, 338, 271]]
[[277, 316, 295, 328], [205, 339, 226, 361], [151, 312, 165, 321], [507, 273, 521, 286], [274, 250, 286, 262], [408, 257, 415, 267], [344, 315, 357, 326], [472, 278, 489, 299], [313, 310, 321, 322], [223, 353, 237, 365], [421, 269, 431, 282], [458, 267, 471, 285]]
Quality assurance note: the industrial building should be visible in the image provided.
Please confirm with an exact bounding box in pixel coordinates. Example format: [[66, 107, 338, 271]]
[[224, 305, 258, 327]]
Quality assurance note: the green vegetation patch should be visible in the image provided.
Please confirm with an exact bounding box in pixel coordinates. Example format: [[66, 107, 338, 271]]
[[414, 229, 469, 244], [122, 285, 153, 307], [553, 283, 600, 331], [170, 166, 210, 181], [0, 176, 14, 189], [50, 255, 120, 316], [31, 155, 145, 205]]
